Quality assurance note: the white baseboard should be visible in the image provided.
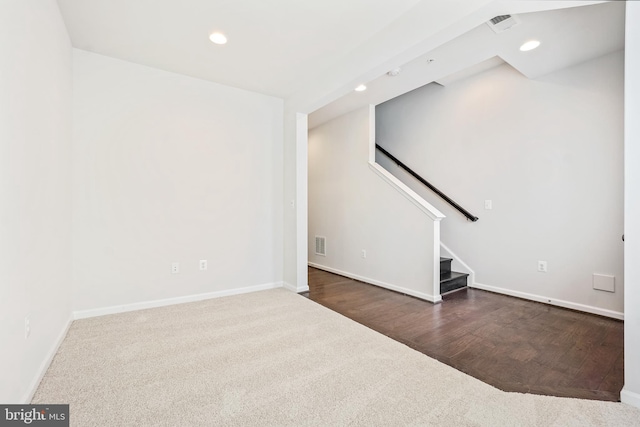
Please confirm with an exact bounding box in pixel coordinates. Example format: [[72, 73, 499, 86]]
[[471, 282, 624, 320], [283, 282, 309, 293], [23, 315, 73, 403], [73, 282, 284, 320], [621, 388, 640, 409], [309, 263, 441, 303]]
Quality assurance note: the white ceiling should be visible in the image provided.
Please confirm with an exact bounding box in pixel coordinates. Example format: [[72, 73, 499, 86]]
[[309, 1, 625, 128], [56, 0, 623, 118], [56, 0, 421, 98]]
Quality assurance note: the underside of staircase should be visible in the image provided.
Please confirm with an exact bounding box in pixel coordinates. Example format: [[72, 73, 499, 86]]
[[440, 257, 468, 294]]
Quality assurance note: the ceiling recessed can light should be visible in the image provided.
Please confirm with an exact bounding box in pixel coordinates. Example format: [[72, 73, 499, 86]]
[[520, 40, 540, 52], [209, 32, 227, 45], [355, 84, 367, 92]]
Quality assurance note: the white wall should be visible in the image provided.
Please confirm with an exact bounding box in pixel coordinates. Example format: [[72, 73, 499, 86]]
[[376, 51, 624, 317], [284, 1, 502, 293], [308, 106, 442, 301], [71, 50, 284, 313], [282, 110, 309, 293], [0, 0, 73, 402], [622, 1, 640, 409]]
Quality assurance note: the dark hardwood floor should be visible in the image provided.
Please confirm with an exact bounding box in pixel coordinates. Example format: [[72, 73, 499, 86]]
[[303, 267, 624, 401]]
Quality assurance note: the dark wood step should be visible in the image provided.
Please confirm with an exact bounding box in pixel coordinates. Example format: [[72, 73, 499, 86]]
[[440, 271, 468, 294], [440, 257, 452, 275]]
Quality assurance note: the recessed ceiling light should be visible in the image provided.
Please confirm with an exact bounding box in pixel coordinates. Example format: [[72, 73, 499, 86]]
[[519, 40, 540, 52], [355, 84, 367, 92], [209, 32, 227, 45]]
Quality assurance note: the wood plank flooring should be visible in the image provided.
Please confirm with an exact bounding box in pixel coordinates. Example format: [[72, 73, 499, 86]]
[[303, 267, 624, 401]]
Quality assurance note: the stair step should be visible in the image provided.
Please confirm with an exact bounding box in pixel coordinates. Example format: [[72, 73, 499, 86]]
[[440, 271, 468, 294], [440, 257, 452, 275]]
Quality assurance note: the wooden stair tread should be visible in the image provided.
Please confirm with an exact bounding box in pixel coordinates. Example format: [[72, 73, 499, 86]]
[[440, 271, 469, 283]]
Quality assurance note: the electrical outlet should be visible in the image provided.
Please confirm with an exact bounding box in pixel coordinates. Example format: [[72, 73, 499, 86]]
[[361, 250, 367, 259], [484, 200, 493, 210], [537, 261, 548, 273], [171, 262, 180, 274], [199, 260, 208, 271], [25, 316, 30, 339]]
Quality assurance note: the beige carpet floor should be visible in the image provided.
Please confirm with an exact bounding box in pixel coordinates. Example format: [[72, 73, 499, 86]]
[[33, 288, 640, 426]]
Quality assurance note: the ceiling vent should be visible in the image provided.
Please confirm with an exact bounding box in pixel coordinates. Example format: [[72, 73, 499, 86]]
[[315, 236, 326, 256], [486, 14, 520, 33]]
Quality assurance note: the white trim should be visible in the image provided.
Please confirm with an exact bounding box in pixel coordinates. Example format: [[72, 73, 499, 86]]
[[296, 112, 309, 292], [367, 105, 445, 222], [309, 262, 441, 303], [368, 163, 445, 221], [471, 282, 624, 320], [621, 388, 640, 409], [73, 282, 283, 320], [23, 315, 73, 403], [368, 105, 376, 163], [432, 222, 441, 298], [440, 242, 476, 287], [284, 282, 309, 293]]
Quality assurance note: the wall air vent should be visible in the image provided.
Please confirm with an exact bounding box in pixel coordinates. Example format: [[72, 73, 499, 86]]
[[315, 236, 326, 256], [486, 14, 520, 33]]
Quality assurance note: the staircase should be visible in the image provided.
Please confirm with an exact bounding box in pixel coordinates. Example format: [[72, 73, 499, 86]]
[[440, 257, 469, 294]]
